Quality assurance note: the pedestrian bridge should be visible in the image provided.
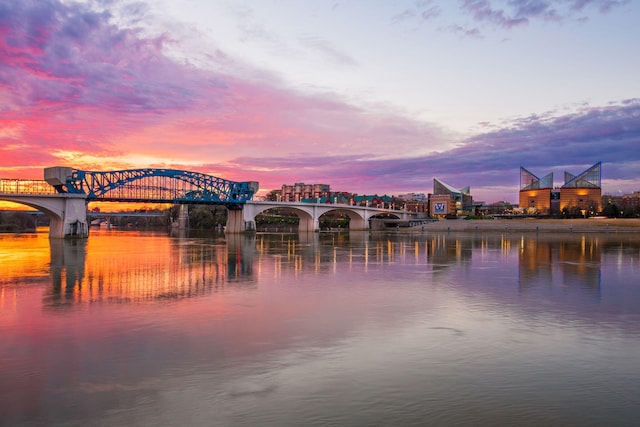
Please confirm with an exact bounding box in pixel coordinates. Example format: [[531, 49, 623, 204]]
[[1, 167, 408, 238]]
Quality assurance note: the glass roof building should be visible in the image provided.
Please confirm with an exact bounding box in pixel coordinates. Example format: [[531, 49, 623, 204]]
[[519, 162, 602, 215], [519, 168, 554, 214], [559, 162, 602, 214]]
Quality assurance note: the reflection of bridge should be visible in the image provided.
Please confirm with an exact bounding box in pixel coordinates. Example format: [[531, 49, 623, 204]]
[[1, 167, 408, 238]]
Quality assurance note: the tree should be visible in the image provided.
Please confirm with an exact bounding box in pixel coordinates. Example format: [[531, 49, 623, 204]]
[[601, 202, 620, 218]]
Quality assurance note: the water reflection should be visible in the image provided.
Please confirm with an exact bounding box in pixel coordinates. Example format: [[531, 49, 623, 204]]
[[30, 231, 640, 310], [1, 229, 640, 427], [519, 235, 602, 292], [48, 239, 87, 307], [42, 231, 253, 309]]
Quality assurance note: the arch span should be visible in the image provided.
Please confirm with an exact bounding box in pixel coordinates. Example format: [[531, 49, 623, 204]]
[[230, 201, 408, 233], [45, 166, 258, 204], [318, 208, 367, 230]]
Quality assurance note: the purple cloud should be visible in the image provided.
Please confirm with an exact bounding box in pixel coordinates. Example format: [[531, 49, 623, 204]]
[[0, 0, 213, 116], [1, 0, 637, 203], [462, 0, 530, 28], [459, 0, 629, 31], [221, 99, 640, 200], [568, 0, 630, 13]]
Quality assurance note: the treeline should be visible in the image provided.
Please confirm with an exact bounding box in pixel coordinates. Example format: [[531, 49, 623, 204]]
[[90, 212, 169, 228], [560, 203, 640, 219], [168, 205, 227, 229], [0, 211, 49, 232], [599, 202, 639, 218], [169, 206, 351, 231]]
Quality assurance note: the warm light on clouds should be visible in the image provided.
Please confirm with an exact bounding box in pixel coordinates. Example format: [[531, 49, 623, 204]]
[[0, 0, 638, 202]]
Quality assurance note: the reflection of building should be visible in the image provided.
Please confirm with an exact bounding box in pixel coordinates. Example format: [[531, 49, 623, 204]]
[[519, 162, 602, 215], [519, 236, 601, 291], [428, 179, 473, 218]]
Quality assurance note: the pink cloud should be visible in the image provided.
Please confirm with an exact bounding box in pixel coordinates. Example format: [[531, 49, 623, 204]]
[[1, 1, 446, 177], [1, 0, 638, 204]]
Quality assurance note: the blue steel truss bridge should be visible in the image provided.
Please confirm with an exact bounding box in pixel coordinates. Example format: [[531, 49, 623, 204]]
[[0, 167, 259, 238], [45, 167, 259, 205]]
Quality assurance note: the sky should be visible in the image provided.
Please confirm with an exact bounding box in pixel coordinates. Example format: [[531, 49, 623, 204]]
[[1, 0, 639, 203]]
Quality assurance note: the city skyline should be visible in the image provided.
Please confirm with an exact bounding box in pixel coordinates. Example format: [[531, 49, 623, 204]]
[[1, 0, 639, 203]]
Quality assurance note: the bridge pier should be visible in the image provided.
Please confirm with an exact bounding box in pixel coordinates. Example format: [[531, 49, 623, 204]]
[[298, 215, 317, 233], [48, 197, 89, 239], [226, 208, 256, 233]]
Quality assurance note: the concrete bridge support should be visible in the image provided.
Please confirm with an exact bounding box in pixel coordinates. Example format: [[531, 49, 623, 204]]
[[49, 197, 89, 238], [0, 194, 88, 238], [297, 213, 317, 233], [226, 208, 256, 233]]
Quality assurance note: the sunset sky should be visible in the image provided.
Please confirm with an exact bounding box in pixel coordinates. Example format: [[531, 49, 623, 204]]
[[1, 0, 639, 203]]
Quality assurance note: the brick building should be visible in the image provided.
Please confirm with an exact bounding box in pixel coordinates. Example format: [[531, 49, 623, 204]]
[[428, 179, 473, 218]]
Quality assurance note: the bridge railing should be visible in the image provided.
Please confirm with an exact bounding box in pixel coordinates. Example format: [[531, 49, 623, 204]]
[[0, 179, 57, 195]]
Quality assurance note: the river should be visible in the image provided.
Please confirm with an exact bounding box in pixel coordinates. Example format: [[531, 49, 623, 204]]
[[1, 228, 639, 426]]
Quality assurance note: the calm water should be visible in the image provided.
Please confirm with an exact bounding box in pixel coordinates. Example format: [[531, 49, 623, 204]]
[[1, 228, 639, 426]]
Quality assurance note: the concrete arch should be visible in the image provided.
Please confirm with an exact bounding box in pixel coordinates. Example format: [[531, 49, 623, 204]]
[[252, 205, 315, 233], [0, 194, 88, 238], [318, 208, 366, 230], [228, 201, 409, 233]]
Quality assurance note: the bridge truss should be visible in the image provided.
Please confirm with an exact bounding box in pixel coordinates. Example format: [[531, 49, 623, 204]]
[[53, 169, 258, 204]]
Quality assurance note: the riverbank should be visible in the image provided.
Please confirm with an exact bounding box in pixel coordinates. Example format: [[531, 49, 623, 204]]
[[411, 218, 640, 233]]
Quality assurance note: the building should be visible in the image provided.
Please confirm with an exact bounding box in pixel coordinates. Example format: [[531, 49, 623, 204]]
[[353, 194, 394, 208], [278, 183, 331, 202], [396, 193, 428, 215], [621, 191, 640, 215], [559, 162, 602, 214], [301, 192, 352, 204], [519, 162, 602, 216], [397, 192, 428, 202], [519, 167, 554, 214], [428, 179, 473, 218]]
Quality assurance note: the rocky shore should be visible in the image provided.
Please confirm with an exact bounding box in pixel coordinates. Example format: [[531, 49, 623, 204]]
[[411, 218, 640, 233]]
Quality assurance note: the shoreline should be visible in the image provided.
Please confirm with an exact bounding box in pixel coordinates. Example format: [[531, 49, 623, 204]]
[[405, 218, 640, 233]]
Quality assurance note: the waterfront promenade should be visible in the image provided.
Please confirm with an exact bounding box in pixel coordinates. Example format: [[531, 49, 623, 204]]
[[413, 218, 640, 233]]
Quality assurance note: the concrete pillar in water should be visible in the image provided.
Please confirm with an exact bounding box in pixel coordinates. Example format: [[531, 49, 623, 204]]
[[48, 196, 89, 239]]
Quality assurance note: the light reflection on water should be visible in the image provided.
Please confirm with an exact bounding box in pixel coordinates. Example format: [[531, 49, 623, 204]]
[[1, 228, 639, 426]]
